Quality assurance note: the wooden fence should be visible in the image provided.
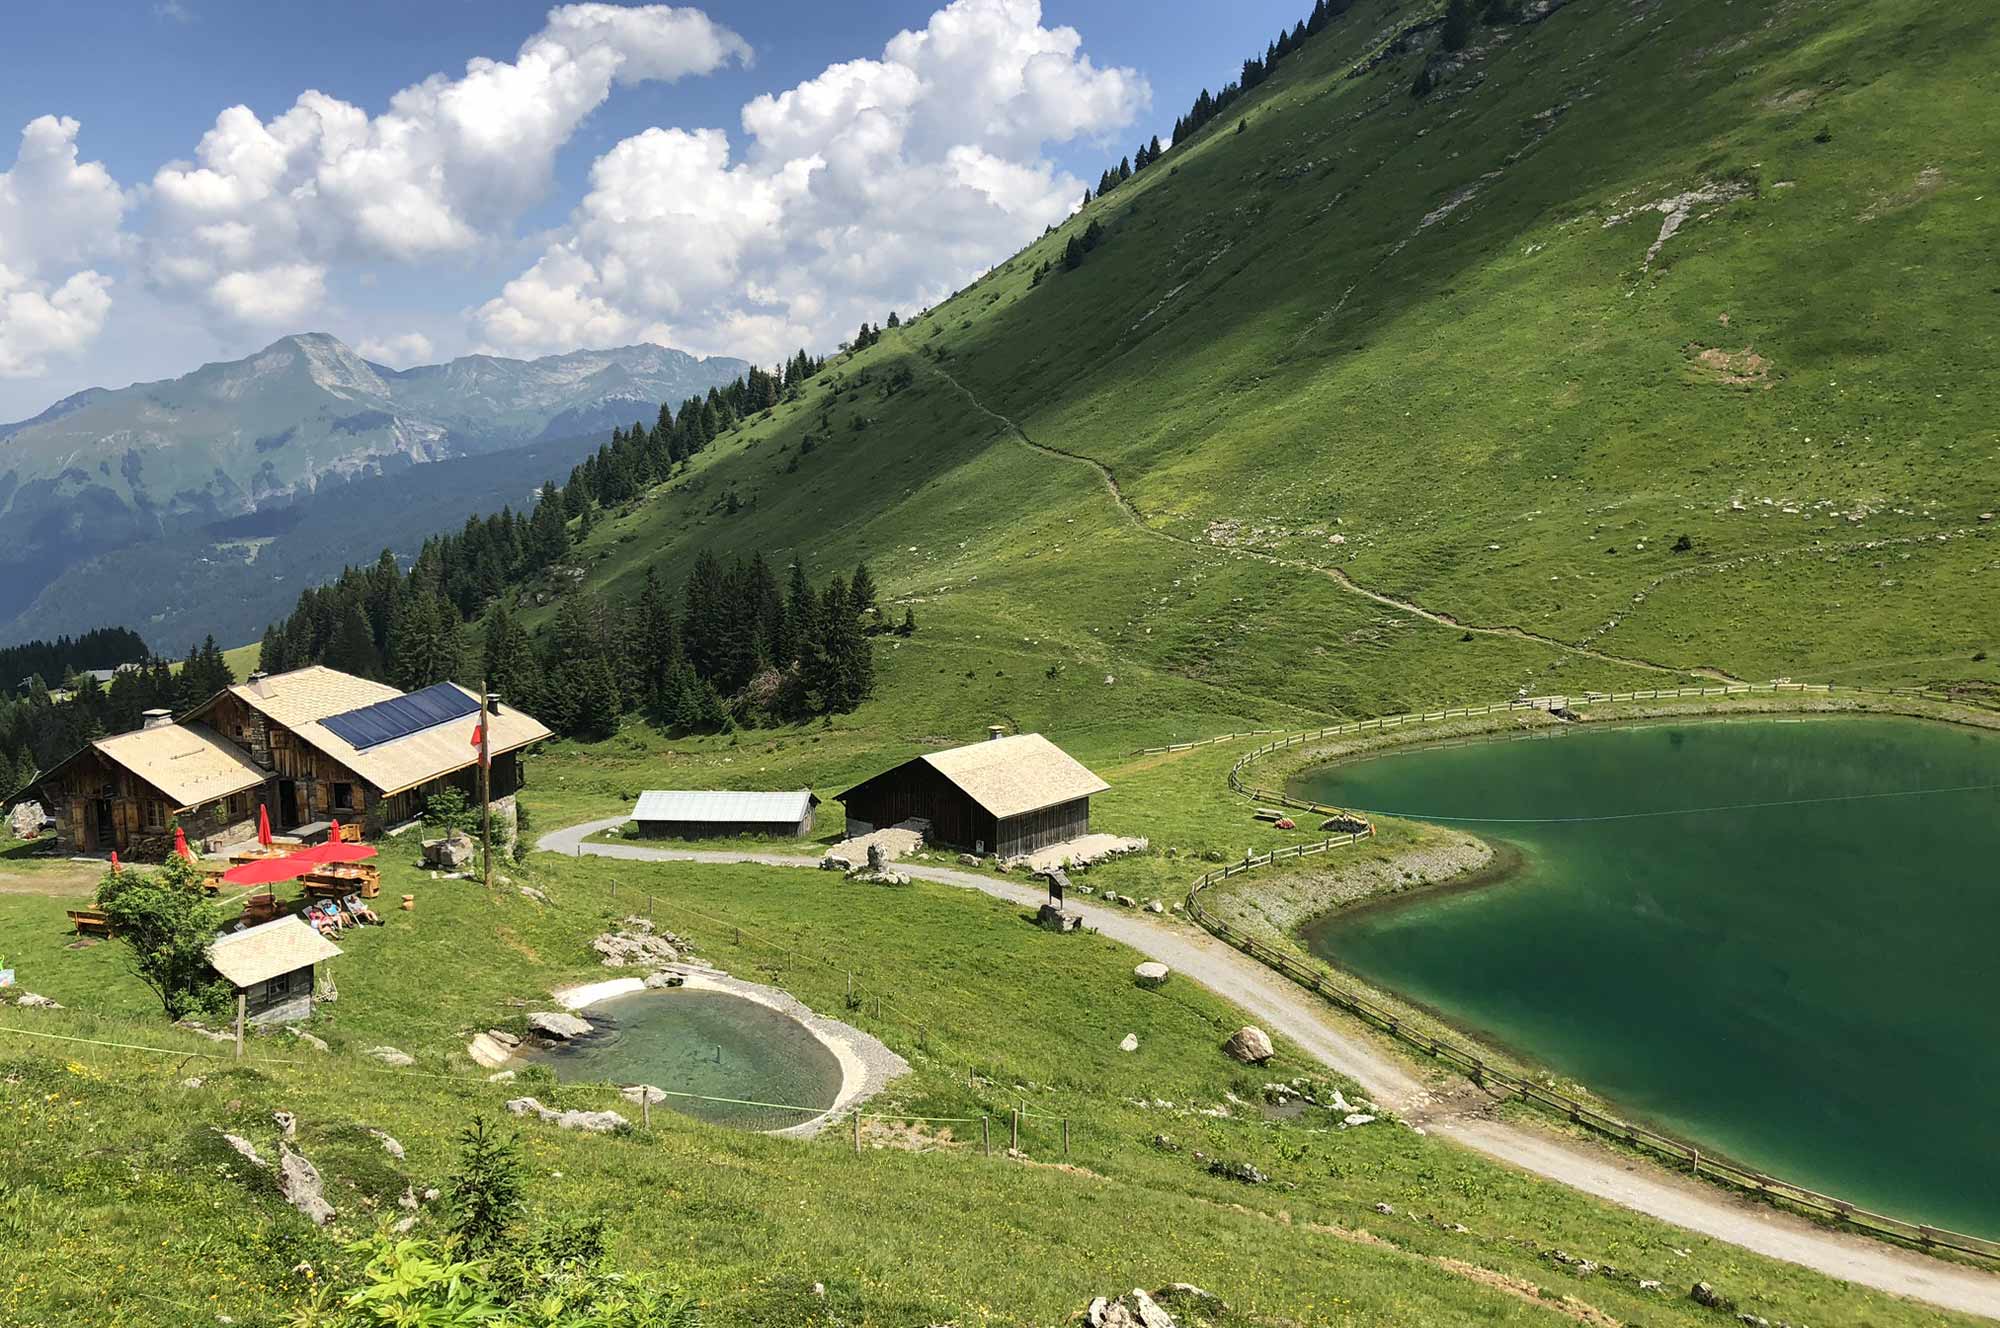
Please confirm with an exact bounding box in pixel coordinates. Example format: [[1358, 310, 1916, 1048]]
[[1176, 682, 2000, 1265]]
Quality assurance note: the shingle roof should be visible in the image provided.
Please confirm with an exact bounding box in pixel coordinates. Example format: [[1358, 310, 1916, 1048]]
[[217, 667, 552, 796], [845, 733, 1108, 821], [90, 722, 268, 809], [633, 789, 817, 824], [208, 915, 342, 988]]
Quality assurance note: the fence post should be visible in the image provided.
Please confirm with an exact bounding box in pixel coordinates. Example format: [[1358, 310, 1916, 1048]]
[[1010, 1107, 1020, 1154], [1062, 1118, 1070, 1156], [234, 992, 245, 1061], [982, 1115, 991, 1156], [643, 1094, 651, 1129], [853, 1110, 862, 1154]]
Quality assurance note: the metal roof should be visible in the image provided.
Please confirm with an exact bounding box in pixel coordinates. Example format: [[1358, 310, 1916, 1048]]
[[632, 789, 817, 824], [208, 915, 342, 989], [322, 682, 481, 751], [843, 733, 1107, 821]]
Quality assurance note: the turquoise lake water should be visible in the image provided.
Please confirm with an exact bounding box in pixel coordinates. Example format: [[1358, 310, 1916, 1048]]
[[1296, 716, 2000, 1236], [521, 989, 844, 1131]]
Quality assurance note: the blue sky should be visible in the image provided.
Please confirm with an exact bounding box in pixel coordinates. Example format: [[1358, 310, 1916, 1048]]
[[0, 0, 1302, 418]]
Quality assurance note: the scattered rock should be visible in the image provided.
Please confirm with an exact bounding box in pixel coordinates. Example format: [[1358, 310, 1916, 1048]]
[[621, 1084, 666, 1105], [1206, 1159, 1268, 1185], [518, 886, 551, 905], [468, 1031, 517, 1068], [527, 1012, 593, 1040], [1142, 899, 1165, 914], [181, 1076, 205, 1089], [505, 1096, 628, 1133], [1340, 1113, 1377, 1128], [272, 1111, 297, 1141], [277, 1143, 335, 1226], [1373, 1202, 1395, 1215], [1119, 1033, 1139, 1053], [367, 1129, 406, 1160], [286, 1028, 329, 1053], [958, 853, 980, 866], [364, 1045, 414, 1067], [1133, 962, 1170, 989], [591, 927, 683, 968], [215, 1131, 267, 1169], [1691, 1281, 1727, 1309], [1640, 1280, 1662, 1291], [1036, 902, 1083, 933], [1085, 1287, 1182, 1328], [1221, 1026, 1274, 1064], [13, 993, 62, 1009], [486, 1070, 517, 1083], [642, 970, 685, 988]]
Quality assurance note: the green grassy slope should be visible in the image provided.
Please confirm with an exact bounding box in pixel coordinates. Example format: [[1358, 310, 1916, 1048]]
[[2, 849, 1984, 1326], [533, 0, 1995, 747]]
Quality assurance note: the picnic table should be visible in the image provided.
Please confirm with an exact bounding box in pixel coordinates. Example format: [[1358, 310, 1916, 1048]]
[[304, 864, 380, 898], [67, 908, 114, 937], [292, 821, 333, 845]]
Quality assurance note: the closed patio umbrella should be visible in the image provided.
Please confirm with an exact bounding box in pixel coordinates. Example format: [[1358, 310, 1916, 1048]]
[[258, 804, 272, 848], [173, 826, 193, 861]]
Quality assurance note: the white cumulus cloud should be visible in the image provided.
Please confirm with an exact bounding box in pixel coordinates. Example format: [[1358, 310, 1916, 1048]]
[[356, 331, 437, 366], [147, 3, 751, 328], [476, 0, 1147, 363], [0, 115, 129, 376]]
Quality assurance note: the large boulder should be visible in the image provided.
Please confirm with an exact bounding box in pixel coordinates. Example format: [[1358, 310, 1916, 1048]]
[[421, 831, 477, 870], [591, 928, 682, 968], [1222, 1026, 1274, 1064], [8, 800, 45, 840], [1036, 903, 1082, 933], [277, 1143, 336, 1226], [364, 1045, 415, 1067], [527, 1012, 592, 1040]]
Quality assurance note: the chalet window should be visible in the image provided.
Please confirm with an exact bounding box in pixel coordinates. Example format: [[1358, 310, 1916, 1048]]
[[332, 782, 355, 811], [265, 969, 296, 999], [145, 801, 165, 831]]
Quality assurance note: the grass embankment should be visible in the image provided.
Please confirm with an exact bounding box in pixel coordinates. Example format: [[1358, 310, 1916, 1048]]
[[2, 843, 1982, 1326]]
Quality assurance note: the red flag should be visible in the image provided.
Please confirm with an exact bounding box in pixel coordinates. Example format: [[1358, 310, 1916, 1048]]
[[469, 723, 482, 749]]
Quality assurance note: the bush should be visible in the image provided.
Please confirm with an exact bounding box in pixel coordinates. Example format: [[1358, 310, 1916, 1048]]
[[422, 787, 475, 835], [94, 855, 234, 1019]]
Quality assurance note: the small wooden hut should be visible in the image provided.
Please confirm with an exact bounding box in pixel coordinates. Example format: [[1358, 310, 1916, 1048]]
[[207, 915, 342, 1025]]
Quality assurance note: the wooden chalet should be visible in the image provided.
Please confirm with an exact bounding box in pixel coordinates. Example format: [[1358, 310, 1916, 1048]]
[[22, 665, 551, 857], [24, 711, 266, 856], [837, 731, 1109, 858]]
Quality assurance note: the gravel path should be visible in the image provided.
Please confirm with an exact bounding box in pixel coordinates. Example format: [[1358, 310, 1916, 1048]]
[[541, 818, 2000, 1319]]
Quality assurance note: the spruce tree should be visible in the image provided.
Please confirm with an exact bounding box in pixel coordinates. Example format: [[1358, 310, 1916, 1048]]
[[325, 602, 383, 679], [848, 562, 878, 622]]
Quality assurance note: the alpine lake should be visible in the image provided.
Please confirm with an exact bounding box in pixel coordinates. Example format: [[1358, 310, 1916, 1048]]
[[1295, 715, 2000, 1237]]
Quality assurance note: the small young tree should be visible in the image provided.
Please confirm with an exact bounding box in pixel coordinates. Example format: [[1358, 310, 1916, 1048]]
[[94, 856, 231, 1019], [898, 607, 916, 637], [445, 1116, 526, 1258]]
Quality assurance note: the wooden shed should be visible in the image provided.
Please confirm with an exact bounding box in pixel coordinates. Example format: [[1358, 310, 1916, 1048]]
[[207, 915, 342, 1025], [837, 732, 1109, 858], [631, 790, 818, 839]]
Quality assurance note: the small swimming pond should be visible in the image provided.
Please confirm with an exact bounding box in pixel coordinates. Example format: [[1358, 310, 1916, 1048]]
[[517, 987, 846, 1131], [1294, 715, 2000, 1236]]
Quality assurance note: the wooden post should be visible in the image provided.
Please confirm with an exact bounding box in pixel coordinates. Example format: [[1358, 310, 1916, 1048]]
[[853, 1110, 862, 1154], [643, 1094, 651, 1129], [1010, 1107, 1019, 1153], [982, 1115, 991, 1156], [478, 682, 492, 890], [1062, 1118, 1070, 1156], [234, 991, 245, 1060]]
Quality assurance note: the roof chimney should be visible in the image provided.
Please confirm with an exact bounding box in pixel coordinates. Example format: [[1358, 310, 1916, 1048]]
[[986, 724, 1005, 742], [487, 691, 503, 715], [248, 670, 270, 697], [142, 708, 174, 730]]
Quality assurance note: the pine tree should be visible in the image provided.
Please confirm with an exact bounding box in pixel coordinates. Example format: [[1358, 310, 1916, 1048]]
[[325, 602, 383, 679], [848, 562, 878, 621], [481, 600, 534, 713]]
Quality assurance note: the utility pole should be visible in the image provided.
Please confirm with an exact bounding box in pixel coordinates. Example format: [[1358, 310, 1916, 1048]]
[[479, 681, 493, 890]]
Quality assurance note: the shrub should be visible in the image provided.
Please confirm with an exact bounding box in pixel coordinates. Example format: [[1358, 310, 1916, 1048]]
[[94, 855, 234, 1019]]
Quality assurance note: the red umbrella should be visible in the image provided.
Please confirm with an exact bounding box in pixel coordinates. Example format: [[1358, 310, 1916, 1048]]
[[173, 826, 194, 861], [296, 825, 377, 864], [220, 855, 314, 886], [258, 804, 272, 848]]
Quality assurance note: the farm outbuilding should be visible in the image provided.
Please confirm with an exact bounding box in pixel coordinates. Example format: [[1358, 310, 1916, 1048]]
[[208, 915, 342, 1025], [631, 790, 818, 839], [837, 732, 1109, 858]]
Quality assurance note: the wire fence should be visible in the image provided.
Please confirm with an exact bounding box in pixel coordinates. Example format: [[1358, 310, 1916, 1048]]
[[1135, 680, 1978, 758], [1176, 692, 2000, 1265]]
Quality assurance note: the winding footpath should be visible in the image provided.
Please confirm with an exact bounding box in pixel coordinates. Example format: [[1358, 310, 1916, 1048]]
[[541, 818, 2000, 1319], [923, 361, 1741, 683]]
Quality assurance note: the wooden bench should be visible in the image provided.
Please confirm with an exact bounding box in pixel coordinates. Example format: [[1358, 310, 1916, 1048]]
[[67, 909, 113, 937]]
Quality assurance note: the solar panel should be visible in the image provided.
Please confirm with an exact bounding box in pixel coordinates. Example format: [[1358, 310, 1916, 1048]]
[[321, 682, 480, 751]]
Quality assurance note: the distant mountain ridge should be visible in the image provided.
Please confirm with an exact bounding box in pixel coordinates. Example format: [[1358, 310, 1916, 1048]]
[[0, 334, 750, 625]]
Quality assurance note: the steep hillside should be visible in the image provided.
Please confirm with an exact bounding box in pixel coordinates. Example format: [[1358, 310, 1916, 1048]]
[[0, 335, 749, 626], [534, 0, 1995, 741]]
